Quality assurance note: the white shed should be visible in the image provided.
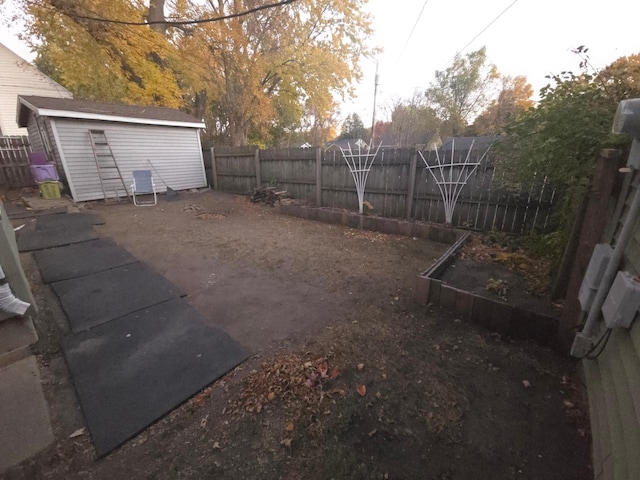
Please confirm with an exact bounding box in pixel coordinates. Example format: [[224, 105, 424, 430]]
[[0, 42, 72, 136], [17, 95, 207, 202]]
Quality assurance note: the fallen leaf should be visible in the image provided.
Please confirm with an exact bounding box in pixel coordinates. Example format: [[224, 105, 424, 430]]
[[357, 363, 365, 371], [69, 428, 85, 439], [522, 380, 531, 388], [255, 403, 262, 413], [281, 438, 292, 448], [304, 361, 312, 368], [317, 362, 329, 378], [357, 384, 367, 396], [212, 441, 221, 450], [368, 428, 377, 437], [285, 422, 294, 432], [200, 415, 209, 428], [563, 400, 575, 408], [330, 367, 340, 379]]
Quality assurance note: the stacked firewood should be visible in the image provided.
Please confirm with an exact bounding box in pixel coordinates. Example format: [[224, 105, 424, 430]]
[[249, 186, 290, 205]]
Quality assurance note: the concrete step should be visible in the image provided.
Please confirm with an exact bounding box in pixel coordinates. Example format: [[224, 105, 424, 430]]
[[0, 315, 37, 368], [0, 355, 54, 473]]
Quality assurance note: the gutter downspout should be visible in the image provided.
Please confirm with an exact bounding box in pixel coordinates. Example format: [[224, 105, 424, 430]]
[[0, 265, 30, 316]]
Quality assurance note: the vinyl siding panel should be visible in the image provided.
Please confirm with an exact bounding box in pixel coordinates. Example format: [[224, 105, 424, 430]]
[[0, 43, 71, 136], [584, 168, 640, 480], [26, 116, 44, 153], [52, 119, 206, 202]]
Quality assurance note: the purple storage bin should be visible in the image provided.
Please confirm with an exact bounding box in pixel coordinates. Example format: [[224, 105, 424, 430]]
[[29, 152, 49, 165], [31, 165, 58, 182]]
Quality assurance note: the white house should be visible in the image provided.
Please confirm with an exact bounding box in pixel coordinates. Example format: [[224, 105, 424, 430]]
[[0, 42, 71, 136], [17, 95, 207, 202]]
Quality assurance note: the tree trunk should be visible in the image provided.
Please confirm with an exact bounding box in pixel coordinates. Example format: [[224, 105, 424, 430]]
[[230, 122, 249, 146], [147, 0, 167, 35]]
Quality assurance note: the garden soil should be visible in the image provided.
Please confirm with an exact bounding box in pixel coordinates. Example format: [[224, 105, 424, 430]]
[[3, 190, 591, 480]]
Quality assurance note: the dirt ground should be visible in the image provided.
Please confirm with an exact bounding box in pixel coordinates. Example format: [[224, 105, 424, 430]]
[[3, 190, 591, 480]]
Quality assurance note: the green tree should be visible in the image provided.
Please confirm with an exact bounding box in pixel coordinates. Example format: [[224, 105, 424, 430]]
[[425, 47, 498, 136], [498, 53, 640, 265], [338, 113, 369, 140]]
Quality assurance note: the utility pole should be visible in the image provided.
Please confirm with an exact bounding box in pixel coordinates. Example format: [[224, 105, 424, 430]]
[[370, 61, 379, 146]]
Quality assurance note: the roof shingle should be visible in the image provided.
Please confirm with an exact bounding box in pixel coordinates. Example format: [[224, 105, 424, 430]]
[[17, 95, 203, 128]]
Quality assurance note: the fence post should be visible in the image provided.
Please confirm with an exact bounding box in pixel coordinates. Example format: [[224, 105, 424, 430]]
[[315, 147, 322, 206], [557, 149, 622, 346], [254, 149, 261, 188], [210, 147, 218, 190], [405, 151, 418, 219]]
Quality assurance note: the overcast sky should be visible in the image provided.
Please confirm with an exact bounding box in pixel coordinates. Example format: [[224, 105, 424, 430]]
[[348, 0, 640, 124], [2, 0, 639, 126]]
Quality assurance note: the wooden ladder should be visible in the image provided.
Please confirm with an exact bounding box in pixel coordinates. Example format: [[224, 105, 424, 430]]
[[88, 129, 130, 203]]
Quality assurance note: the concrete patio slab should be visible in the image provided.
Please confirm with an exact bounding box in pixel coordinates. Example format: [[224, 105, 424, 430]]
[[0, 356, 54, 473]]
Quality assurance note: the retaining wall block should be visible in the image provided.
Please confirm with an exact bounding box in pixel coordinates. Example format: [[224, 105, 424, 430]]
[[428, 279, 442, 305], [490, 301, 513, 333], [454, 290, 474, 318], [439, 284, 457, 309], [415, 276, 431, 306], [471, 295, 494, 328]]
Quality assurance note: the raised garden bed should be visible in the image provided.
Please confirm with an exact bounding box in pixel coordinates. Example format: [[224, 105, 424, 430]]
[[277, 204, 463, 245], [415, 233, 562, 350]]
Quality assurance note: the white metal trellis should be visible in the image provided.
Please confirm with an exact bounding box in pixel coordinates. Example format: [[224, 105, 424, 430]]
[[419, 138, 493, 225], [339, 141, 382, 214]]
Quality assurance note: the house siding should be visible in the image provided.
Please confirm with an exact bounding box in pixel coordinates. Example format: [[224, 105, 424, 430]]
[[52, 119, 206, 202], [0, 43, 71, 136], [584, 169, 640, 480]]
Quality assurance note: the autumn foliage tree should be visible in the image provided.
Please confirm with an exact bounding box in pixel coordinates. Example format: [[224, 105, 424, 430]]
[[17, 0, 183, 106], [4, 0, 375, 146], [471, 75, 533, 135]]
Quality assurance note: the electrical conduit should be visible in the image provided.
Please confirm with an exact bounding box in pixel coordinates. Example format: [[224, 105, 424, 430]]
[[582, 179, 640, 337]]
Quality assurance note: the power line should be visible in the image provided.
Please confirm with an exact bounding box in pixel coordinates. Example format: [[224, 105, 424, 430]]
[[398, 0, 431, 59], [52, 0, 300, 27], [441, 0, 521, 70]]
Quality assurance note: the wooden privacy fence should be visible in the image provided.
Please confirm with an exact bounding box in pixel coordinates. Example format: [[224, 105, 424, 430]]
[[207, 146, 558, 235], [0, 136, 33, 188]]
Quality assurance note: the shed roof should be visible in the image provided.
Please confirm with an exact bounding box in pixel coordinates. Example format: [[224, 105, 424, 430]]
[[17, 95, 205, 129]]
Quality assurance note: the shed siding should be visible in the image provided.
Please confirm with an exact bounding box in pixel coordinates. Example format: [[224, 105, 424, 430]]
[[584, 168, 640, 480], [52, 119, 206, 201], [0, 43, 71, 136], [26, 116, 44, 153]]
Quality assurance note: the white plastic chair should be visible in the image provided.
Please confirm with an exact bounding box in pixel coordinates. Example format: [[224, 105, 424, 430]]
[[131, 170, 157, 206]]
